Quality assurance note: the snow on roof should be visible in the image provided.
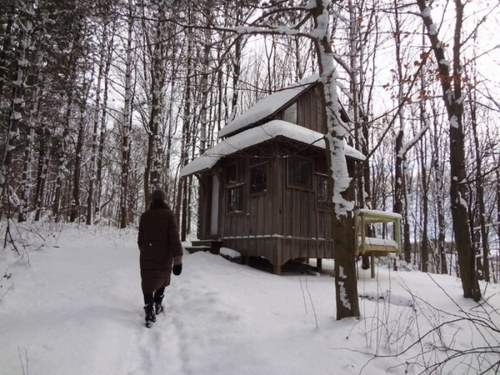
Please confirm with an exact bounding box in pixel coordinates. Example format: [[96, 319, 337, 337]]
[[180, 120, 366, 177], [218, 74, 319, 138]]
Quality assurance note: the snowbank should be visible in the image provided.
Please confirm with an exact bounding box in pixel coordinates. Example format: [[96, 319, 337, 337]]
[[0, 224, 498, 374]]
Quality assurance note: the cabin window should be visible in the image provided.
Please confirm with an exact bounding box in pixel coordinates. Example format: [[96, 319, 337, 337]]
[[283, 102, 297, 124], [226, 163, 238, 184], [226, 162, 244, 213], [288, 157, 312, 189], [315, 156, 327, 174], [316, 173, 330, 210], [227, 185, 244, 213], [250, 163, 268, 194]]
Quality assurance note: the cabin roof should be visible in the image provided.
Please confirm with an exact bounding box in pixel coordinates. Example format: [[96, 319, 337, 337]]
[[219, 74, 319, 138], [180, 120, 366, 177]]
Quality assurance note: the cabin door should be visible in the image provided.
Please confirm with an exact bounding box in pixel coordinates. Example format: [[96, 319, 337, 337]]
[[210, 175, 219, 236]]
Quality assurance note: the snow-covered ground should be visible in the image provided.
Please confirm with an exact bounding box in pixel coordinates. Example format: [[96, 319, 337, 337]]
[[1, 223, 499, 374]]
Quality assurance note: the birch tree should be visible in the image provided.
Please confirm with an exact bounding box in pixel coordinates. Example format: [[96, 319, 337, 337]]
[[311, 0, 360, 319]]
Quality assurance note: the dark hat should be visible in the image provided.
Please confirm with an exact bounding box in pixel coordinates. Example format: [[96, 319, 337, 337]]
[[151, 189, 167, 201]]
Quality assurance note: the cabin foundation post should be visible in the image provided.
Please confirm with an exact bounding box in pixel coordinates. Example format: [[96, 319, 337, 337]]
[[370, 253, 375, 278], [316, 258, 323, 272], [274, 263, 282, 275], [274, 238, 283, 275]]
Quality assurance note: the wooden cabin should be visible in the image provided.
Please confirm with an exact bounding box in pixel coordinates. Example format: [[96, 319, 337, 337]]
[[180, 74, 365, 274]]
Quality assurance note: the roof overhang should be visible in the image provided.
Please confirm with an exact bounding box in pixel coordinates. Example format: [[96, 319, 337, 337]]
[[180, 120, 365, 178]]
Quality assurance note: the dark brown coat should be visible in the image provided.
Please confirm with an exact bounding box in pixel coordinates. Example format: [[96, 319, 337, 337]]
[[138, 207, 183, 293]]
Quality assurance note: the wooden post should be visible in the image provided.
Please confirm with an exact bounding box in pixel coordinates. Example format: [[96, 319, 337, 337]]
[[274, 263, 282, 275], [274, 238, 283, 275], [370, 253, 375, 278]]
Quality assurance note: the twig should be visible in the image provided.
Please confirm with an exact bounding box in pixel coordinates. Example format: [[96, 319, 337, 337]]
[[298, 275, 308, 314], [304, 274, 319, 329], [18, 346, 28, 375]]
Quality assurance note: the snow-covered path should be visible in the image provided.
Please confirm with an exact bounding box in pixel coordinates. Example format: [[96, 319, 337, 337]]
[[1, 224, 499, 375], [0, 226, 345, 375]]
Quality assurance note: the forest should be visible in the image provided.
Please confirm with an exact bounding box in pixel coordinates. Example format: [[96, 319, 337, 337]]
[[1, 0, 499, 302]]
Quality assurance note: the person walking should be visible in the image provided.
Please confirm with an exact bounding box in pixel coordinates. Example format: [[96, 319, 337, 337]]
[[137, 189, 183, 327]]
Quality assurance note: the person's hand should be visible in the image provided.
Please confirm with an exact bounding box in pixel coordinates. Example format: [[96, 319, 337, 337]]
[[173, 264, 182, 276]]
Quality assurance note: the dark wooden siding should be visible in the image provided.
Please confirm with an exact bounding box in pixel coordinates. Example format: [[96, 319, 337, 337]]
[[219, 150, 280, 241], [208, 141, 333, 266], [281, 150, 333, 262], [277, 85, 325, 133], [197, 173, 212, 240]]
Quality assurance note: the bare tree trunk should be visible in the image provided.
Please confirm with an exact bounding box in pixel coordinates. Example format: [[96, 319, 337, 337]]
[[176, 4, 194, 241], [311, 1, 359, 320], [347, 0, 377, 270], [497, 165, 500, 279], [30, 15, 52, 222], [0, 5, 15, 97], [418, 42, 431, 272], [86, 29, 108, 225], [391, 1, 411, 263], [431, 103, 448, 274], [417, 0, 480, 300], [199, 2, 213, 156], [468, 84, 490, 281], [53, 95, 72, 223], [230, 40, 242, 122], [419, 136, 430, 272], [70, 71, 91, 223], [95, 27, 114, 223], [178, 63, 191, 241], [143, 4, 167, 209], [19, 44, 44, 222], [120, 1, 134, 229], [70, 107, 85, 223], [1, 4, 32, 220], [34, 125, 50, 222]]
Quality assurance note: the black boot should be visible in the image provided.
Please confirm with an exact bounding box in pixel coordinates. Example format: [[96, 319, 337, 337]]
[[154, 293, 164, 315], [144, 304, 156, 328]]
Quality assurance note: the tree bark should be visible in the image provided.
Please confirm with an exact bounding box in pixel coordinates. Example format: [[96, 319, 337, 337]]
[[1, 3, 32, 221], [70, 107, 85, 223], [120, 1, 134, 229], [19, 43, 44, 222], [312, 0, 360, 320], [416, 0, 480, 300], [431, 104, 448, 274], [468, 84, 490, 281], [392, 0, 408, 263]]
